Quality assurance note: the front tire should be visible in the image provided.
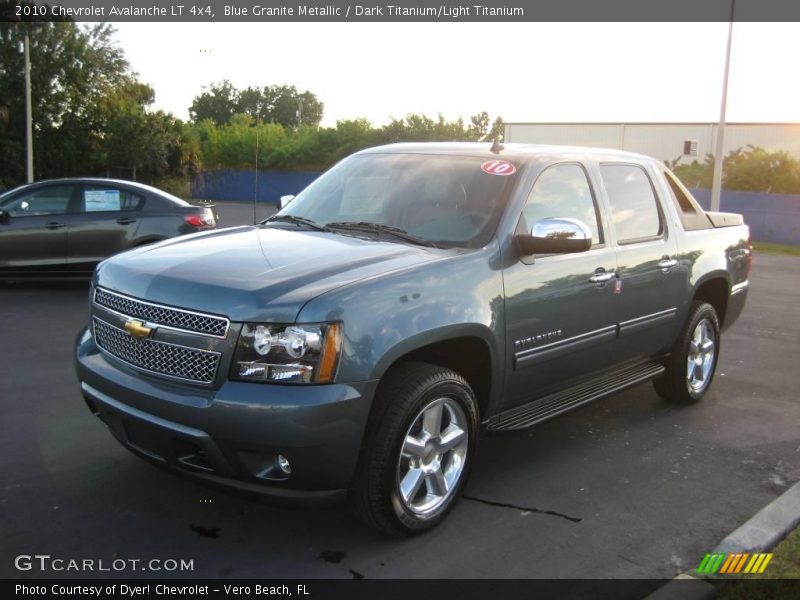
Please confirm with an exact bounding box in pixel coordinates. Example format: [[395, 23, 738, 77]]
[[349, 362, 479, 535], [653, 301, 720, 404]]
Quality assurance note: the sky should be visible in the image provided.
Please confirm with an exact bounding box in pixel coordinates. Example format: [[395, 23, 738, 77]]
[[111, 22, 800, 127]]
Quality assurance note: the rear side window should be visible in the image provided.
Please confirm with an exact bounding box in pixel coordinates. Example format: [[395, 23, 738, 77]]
[[600, 164, 662, 243], [523, 163, 602, 245], [82, 186, 144, 212]]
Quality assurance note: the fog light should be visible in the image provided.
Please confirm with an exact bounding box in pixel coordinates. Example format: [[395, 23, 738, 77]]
[[277, 454, 291, 475]]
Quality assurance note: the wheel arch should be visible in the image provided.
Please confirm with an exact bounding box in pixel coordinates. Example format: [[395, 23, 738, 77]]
[[691, 273, 730, 328], [369, 325, 500, 420]]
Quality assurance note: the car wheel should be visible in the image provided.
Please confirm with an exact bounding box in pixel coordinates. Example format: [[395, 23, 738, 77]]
[[653, 301, 721, 404], [349, 362, 479, 535]]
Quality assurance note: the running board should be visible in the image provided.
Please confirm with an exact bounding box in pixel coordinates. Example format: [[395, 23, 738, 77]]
[[487, 362, 665, 432]]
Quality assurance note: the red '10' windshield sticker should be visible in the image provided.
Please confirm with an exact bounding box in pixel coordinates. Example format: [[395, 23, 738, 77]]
[[481, 160, 516, 176]]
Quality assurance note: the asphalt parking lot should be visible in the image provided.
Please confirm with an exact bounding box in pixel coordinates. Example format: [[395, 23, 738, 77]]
[[1, 209, 798, 583]]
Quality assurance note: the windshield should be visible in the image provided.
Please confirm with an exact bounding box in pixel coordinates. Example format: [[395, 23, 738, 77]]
[[276, 153, 518, 248]]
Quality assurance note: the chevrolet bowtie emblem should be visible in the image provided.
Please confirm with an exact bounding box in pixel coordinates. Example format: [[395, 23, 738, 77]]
[[124, 320, 153, 338]]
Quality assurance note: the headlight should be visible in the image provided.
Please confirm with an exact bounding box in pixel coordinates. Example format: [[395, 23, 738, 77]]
[[231, 323, 342, 384]]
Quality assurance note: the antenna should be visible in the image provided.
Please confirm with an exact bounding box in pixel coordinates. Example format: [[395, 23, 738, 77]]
[[490, 137, 504, 154]]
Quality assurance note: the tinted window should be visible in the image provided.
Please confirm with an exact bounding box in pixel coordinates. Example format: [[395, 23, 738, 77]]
[[82, 186, 144, 212], [280, 153, 516, 248], [0, 186, 73, 216], [600, 164, 662, 242], [522, 164, 602, 244]]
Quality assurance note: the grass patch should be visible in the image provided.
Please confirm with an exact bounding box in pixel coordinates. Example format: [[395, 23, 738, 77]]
[[716, 527, 800, 599], [752, 242, 800, 256]]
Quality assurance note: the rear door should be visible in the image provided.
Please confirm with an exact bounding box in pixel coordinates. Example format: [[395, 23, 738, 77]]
[[0, 184, 76, 271], [66, 184, 145, 269], [595, 162, 684, 363], [502, 162, 620, 408]]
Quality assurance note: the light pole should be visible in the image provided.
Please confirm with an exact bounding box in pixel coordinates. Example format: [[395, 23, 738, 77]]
[[24, 28, 33, 183], [711, 1, 735, 212], [254, 116, 259, 225]]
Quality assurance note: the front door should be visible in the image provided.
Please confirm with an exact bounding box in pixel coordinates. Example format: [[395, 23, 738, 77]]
[[502, 162, 620, 409], [0, 184, 76, 271]]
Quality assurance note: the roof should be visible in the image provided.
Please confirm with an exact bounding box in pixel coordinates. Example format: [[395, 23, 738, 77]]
[[358, 141, 654, 162], [0, 178, 188, 205]]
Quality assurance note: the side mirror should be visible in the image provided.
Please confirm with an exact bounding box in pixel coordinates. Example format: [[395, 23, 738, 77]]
[[279, 194, 295, 209], [515, 217, 592, 255], [0, 209, 9, 225]]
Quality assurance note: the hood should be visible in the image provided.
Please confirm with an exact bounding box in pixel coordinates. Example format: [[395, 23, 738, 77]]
[[95, 226, 443, 322]]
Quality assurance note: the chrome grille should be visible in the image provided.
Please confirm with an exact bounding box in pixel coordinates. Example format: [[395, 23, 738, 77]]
[[94, 288, 228, 337], [93, 318, 220, 384]]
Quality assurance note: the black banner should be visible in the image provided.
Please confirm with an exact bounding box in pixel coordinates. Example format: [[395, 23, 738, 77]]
[[5, 579, 681, 600], [2, 0, 800, 23]]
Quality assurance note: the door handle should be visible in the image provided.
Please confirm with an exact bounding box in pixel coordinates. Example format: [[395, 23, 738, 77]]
[[658, 256, 678, 272], [116, 217, 136, 225], [45, 221, 65, 230], [589, 270, 615, 284]]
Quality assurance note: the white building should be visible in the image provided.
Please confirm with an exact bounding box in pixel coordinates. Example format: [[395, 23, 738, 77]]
[[504, 122, 800, 165]]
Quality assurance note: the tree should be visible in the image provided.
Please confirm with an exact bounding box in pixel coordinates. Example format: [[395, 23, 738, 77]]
[[262, 85, 323, 127], [0, 20, 131, 186], [671, 146, 800, 193], [99, 81, 197, 181], [190, 81, 324, 128], [189, 80, 239, 125], [723, 146, 800, 194], [379, 112, 503, 143]]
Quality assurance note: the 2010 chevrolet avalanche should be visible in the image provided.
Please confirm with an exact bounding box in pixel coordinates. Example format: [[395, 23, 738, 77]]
[[75, 143, 751, 534]]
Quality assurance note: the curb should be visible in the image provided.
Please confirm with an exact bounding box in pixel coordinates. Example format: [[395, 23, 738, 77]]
[[714, 479, 800, 554], [644, 479, 800, 600]]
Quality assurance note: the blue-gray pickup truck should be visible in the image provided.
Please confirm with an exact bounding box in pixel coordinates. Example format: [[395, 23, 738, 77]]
[[75, 143, 751, 534]]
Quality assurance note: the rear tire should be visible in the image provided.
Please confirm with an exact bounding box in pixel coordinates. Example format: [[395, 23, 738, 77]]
[[653, 301, 720, 404], [349, 362, 479, 536]]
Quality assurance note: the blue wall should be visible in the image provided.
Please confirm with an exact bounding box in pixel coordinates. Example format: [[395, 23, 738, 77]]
[[192, 170, 322, 204], [690, 188, 800, 245], [191, 171, 800, 245]]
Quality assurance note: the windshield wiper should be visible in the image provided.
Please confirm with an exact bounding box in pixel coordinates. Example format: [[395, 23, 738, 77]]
[[326, 221, 439, 248], [260, 214, 331, 232]]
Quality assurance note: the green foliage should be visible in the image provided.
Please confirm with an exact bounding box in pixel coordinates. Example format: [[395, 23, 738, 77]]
[[0, 22, 505, 185], [0, 21, 195, 187], [191, 112, 506, 172], [190, 80, 324, 128], [0, 21, 130, 186], [671, 146, 800, 193], [724, 146, 800, 194]]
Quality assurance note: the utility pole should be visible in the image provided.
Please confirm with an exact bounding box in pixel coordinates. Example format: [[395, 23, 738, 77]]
[[711, 1, 735, 212], [24, 29, 33, 183], [253, 117, 259, 225]]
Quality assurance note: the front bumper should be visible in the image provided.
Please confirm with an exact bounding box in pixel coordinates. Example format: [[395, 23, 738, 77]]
[[75, 327, 378, 498]]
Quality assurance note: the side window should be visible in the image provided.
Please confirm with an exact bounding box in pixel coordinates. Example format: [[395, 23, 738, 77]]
[[522, 163, 602, 245], [0, 186, 73, 217], [600, 164, 662, 243], [81, 187, 144, 213]]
